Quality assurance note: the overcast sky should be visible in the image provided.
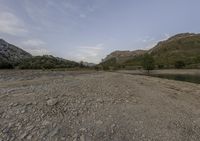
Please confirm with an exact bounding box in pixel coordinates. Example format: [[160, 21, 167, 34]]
[[0, 0, 200, 63]]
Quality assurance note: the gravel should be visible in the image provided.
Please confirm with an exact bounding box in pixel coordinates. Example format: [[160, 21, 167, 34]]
[[0, 70, 200, 141]]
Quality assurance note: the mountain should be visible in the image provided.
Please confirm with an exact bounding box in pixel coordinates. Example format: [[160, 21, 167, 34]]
[[102, 50, 147, 63], [0, 39, 80, 69], [101, 33, 200, 69], [149, 33, 200, 67], [0, 39, 32, 68]]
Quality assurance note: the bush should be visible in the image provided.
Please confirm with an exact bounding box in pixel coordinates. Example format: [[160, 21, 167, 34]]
[[0, 61, 14, 69], [103, 66, 109, 71], [174, 61, 185, 69], [142, 54, 155, 73], [157, 64, 164, 69]]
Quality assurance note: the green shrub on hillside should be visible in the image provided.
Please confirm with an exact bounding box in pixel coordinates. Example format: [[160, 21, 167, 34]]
[[174, 61, 185, 69], [0, 60, 14, 69]]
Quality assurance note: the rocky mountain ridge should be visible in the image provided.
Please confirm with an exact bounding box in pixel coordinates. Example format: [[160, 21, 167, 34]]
[[101, 33, 200, 68], [0, 39, 32, 66]]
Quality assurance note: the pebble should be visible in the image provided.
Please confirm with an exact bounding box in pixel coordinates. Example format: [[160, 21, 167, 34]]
[[73, 133, 78, 141], [111, 124, 116, 133], [27, 135, 32, 140], [26, 102, 32, 106], [97, 98, 104, 103], [20, 132, 28, 139], [80, 135, 85, 141], [50, 127, 60, 137], [80, 128, 87, 132], [21, 109, 26, 114], [96, 120, 103, 125], [42, 120, 51, 126], [47, 98, 58, 106]]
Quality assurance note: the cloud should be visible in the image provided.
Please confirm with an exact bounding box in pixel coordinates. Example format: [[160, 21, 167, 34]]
[[69, 43, 104, 63], [164, 33, 170, 39], [22, 39, 46, 47], [21, 39, 51, 56], [0, 12, 28, 35], [79, 14, 87, 18], [137, 36, 155, 43]]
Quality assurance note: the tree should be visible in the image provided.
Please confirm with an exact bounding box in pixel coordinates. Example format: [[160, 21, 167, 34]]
[[174, 61, 185, 69], [142, 54, 155, 74], [79, 61, 84, 68]]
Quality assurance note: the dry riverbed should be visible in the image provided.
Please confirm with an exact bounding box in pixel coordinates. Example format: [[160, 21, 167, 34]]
[[0, 70, 200, 141]]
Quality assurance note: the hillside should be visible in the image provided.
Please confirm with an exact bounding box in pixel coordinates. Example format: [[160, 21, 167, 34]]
[[103, 50, 147, 63], [0, 39, 32, 68], [18, 55, 80, 69], [0, 39, 80, 69], [150, 33, 200, 67], [101, 33, 200, 69]]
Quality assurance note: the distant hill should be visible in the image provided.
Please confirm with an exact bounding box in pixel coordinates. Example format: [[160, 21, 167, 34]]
[[82, 62, 96, 67], [101, 33, 200, 69], [0, 39, 32, 68], [103, 50, 147, 63], [0, 39, 80, 69], [149, 33, 200, 67]]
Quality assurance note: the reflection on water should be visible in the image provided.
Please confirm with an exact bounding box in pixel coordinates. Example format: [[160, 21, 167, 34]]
[[150, 74, 200, 84]]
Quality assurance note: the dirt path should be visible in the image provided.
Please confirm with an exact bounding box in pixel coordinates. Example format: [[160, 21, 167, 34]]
[[0, 71, 200, 141]]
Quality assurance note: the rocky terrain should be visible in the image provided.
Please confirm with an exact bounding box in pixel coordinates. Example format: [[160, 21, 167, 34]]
[[0, 39, 82, 69], [0, 39, 32, 65], [1, 70, 200, 141]]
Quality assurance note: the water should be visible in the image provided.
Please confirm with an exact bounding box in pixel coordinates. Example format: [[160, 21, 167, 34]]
[[150, 74, 200, 84]]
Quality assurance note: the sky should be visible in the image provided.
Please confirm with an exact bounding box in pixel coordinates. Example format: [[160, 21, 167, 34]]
[[0, 0, 200, 63]]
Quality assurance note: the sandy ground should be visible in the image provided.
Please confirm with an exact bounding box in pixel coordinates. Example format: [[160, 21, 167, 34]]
[[0, 70, 200, 141]]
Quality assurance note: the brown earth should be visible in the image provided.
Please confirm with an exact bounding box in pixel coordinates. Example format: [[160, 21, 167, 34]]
[[0, 70, 200, 141]]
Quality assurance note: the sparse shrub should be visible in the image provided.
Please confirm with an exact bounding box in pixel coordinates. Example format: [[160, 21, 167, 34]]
[[174, 61, 185, 69], [94, 66, 100, 71], [103, 66, 109, 71], [158, 64, 164, 69], [0, 60, 14, 69]]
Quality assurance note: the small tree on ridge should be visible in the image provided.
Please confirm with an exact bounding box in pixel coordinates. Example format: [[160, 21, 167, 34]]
[[142, 54, 155, 74]]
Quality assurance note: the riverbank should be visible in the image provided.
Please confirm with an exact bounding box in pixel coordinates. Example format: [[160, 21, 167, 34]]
[[0, 70, 200, 141], [118, 69, 200, 75]]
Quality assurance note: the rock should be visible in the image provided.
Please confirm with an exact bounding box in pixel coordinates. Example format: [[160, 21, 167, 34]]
[[80, 128, 87, 132], [20, 132, 28, 139], [16, 123, 22, 130], [26, 102, 32, 106], [96, 120, 103, 125], [72, 133, 78, 141], [26, 125, 34, 131], [42, 120, 50, 126], [9, 103, 14, 107], [47, 98, 58, 106], [80, 135, 85, 141], [49, 127, 60, 137], [97, 98, 104, 103], [21, 109, 26, 114], [27, 135, 32, 140], [33, 102, 37, 105], [111, 124, 116, 133]]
